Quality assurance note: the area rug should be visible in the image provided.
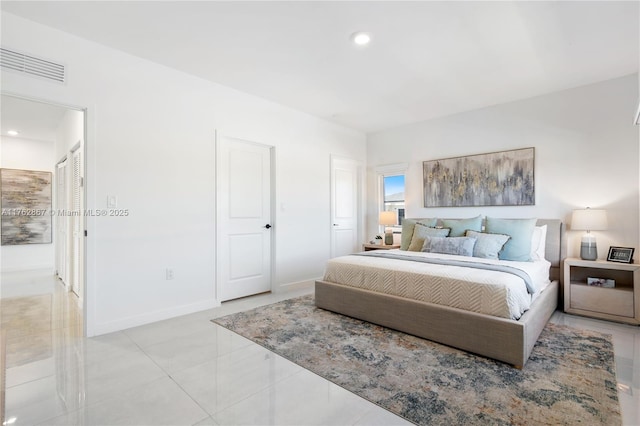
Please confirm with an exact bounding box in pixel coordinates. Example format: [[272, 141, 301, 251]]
[[213, 295, 620, 425]]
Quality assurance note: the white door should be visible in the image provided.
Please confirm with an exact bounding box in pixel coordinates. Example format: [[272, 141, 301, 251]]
[[56, 159, 68, 285], [217, 135, 272, 302], [331, 157, 361, 258], [70, 145, 84, 299]]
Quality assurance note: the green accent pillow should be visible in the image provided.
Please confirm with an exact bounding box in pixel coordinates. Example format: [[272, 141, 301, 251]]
[[466, 230, 510, 260], [400, 218, 437, 250], [408, 225, 450, 252], [441, 215, 483, 237], [485, 217, 537, 261]]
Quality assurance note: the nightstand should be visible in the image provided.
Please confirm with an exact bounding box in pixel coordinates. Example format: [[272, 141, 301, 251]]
[[362, 243, 400, 251], [563, 258, 640, 325]]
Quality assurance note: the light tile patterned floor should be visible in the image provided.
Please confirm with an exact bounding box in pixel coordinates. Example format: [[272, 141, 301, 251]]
[[1, 270, 639, 425]]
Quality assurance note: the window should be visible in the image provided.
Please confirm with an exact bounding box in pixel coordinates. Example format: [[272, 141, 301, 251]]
[[383, 175, 405, 225], [376, 163, 408, 231]]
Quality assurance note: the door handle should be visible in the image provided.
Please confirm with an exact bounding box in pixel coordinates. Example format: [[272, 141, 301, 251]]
[[264, 224, 272, 229], [333, 224, 339, 226]]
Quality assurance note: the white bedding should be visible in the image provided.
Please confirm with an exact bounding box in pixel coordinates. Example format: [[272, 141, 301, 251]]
[[323, 250, 551, 320]]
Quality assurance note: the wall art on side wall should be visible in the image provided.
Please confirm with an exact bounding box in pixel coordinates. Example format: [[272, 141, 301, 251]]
[[423, 147, 534, 207], [1, 168, 53, 245]]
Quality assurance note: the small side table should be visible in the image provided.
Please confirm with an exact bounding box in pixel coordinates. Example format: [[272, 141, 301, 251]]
[[363, 243, 400, 251], [564, 257, 640, 325]]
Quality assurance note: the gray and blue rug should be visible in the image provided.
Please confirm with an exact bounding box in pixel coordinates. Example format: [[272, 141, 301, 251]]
[[213, 295, 620, 425]]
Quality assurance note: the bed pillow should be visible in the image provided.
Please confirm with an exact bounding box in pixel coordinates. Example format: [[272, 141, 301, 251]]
[[485, 217, 537, 261], [422, 236, 476, 257], [530, 225, 548, 261], [466, 230, 510, 260], [441, 215, 483, 237], [400, 218, 438, 250], [408, 224, 450, 251]]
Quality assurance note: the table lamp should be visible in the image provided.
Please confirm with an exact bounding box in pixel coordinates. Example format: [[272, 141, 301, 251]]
[[571, 208, 608, 261], [379, 211, 397, 245]]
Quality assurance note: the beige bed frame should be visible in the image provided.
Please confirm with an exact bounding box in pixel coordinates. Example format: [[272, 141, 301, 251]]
[[315, 219, 564, 368]]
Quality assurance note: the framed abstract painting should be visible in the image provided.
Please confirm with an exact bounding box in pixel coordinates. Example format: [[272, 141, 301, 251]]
[[1, 168, 53, 245], [423, 147, 534, 207]]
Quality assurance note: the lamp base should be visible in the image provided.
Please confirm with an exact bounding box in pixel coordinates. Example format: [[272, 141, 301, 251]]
[[384, 231, 394, 246], [580, 233, 597, 261], [580, 243, 597, 261]]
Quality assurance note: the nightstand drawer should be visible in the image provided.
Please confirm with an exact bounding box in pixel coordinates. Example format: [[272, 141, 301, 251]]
[[570, 284, 634, 318]]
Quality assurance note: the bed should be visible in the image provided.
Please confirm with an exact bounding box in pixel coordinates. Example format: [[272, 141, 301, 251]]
[[315, 219, 564, 368]]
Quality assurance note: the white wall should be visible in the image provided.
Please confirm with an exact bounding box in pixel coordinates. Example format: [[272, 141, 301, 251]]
[[1, 13, 366, 335], [367, 74, 640, 260], [0, 136, 56, 271]]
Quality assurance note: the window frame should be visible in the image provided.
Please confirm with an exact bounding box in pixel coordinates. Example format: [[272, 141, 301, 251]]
[[375, 163, 408, 233]]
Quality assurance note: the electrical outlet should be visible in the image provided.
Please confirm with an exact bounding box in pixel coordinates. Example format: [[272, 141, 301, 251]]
[[165, 268, 174, 280]]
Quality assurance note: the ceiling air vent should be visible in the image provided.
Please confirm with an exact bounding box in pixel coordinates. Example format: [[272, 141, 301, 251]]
[[0, 47, 65, 83]]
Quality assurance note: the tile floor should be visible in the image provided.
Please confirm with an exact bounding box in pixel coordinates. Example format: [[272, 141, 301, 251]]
[[1, 270, 639, 425]]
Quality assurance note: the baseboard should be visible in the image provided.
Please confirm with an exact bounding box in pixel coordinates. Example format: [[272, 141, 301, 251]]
[[90, 298, 221, 336], [273, 278, 317, 293]]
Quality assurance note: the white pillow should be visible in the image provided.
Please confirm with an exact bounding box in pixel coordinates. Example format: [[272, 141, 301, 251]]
[[530, 225, 547, 261]]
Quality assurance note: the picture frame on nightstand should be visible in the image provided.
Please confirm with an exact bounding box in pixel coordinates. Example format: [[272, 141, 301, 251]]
[[607, 246, 634, 264]]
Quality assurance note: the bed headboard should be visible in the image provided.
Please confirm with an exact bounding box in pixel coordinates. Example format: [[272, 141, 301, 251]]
[[536, 219, 565, 282]]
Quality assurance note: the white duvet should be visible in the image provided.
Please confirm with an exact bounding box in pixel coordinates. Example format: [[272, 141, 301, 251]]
[[323, 250, 551, 320]]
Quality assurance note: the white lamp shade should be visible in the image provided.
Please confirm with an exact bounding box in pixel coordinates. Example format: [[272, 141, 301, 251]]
[[571, 208, 608, 231], [379, 211, 397, 226]]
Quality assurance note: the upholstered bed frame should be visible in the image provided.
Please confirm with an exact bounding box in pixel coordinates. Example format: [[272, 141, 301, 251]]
[[315, 219, 564, 368]]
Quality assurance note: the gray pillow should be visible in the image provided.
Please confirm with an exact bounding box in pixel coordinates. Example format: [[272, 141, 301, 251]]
[[400, 218, 438, 250], [408, 224, 450, 251], [466, 230, 510, 260], [422, 236, 477, 257], [441, 215, 483, 237]]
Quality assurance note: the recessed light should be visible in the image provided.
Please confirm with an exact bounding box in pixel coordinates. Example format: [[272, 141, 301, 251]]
[[351, 32, 371, 46], [7, 130, 19, 136]]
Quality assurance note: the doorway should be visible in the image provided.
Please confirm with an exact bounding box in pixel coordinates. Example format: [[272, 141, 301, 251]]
[[330, 156, 362, 258], [0, 93, 87, 327], [216, 134, 274, 302]]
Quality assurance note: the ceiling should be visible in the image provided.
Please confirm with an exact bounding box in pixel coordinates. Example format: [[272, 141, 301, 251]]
[[1, 95, 69, 142], [1, 1, 638, 133]]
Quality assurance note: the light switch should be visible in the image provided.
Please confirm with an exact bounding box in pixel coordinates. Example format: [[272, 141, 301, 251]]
[[107, 195, 117, 208]]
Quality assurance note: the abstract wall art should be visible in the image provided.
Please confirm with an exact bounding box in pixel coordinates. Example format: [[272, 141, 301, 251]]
[[1, 168, 53, 245], [423, 147, 535, 207]]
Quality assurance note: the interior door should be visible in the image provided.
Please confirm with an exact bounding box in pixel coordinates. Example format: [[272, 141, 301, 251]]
[[70, 145, 84, 299], [56, 159, 68, 285], [216, 135, 272, 302], [331, 156, 361, 258]]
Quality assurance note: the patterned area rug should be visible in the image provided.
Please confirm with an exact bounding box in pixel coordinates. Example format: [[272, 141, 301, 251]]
[[213, 295, 620, 425]]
